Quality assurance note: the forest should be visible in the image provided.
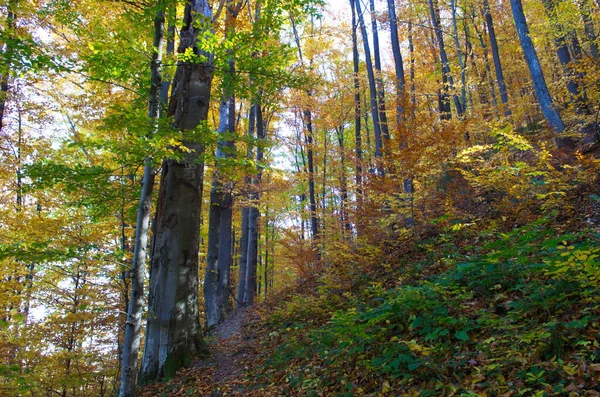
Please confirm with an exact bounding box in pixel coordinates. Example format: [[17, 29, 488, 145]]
[[0, 0, 599, 395]]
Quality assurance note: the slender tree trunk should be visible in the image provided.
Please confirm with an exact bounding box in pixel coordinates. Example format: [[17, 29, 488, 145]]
[[542, 0, 588, 113], [510, 0, 565, 133], [351, 2, 363, 206], [471, 7, 499, 118], [204, 2, 241, 328], [387, 0, 406, 138], [352, 0, 384, 174], [0, 0, 17, 132], [429, 0, 464, 118], [118, 4, 165, 395], [483, 0, 511, 117], [369, 0, 390, 147], [139, 0, 212, 384], [408, 20, 416, 119], [335, 126, 351, 236], [450, 0, 467, 112], [244, 104, 265, 306], [291, 19, 319, 240], [578, 0, 599, 62]]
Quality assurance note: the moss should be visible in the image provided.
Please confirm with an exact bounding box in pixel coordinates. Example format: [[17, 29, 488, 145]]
[[162, 346, 193, 381]]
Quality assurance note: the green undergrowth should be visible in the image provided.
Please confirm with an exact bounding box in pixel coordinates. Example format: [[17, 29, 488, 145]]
[[254, 218, 600, 396]]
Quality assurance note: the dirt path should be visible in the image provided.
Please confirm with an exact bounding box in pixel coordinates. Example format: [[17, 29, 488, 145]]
[[140, 309, 259, 397]]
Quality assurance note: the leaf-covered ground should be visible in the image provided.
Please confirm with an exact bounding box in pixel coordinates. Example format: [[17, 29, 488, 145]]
[[141, 216, 600, 396]]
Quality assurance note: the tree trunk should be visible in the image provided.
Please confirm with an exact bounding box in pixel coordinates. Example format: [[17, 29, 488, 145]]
[[0, 0, 17, 132], [542, 0, 589, 113], [351, 2, 363, 206], [352, 0, 384, 174], [118, 5, 165, 395], [471, 7, 499, 118], [139, 0, 212, 384], [450, 0, 467, 112], [204, 3, 241, 328], [369, 0, 390, 149], [510, 0, 565, 133], [387, 0, 406, 138], [483, 0, 511, 117], [244, 103, 265, 306], [429, 0, 464, 119]]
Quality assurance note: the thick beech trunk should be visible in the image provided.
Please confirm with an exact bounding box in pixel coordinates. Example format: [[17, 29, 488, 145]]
[[510, 0, 565, 133], [139, 0, 213, 384], [118, 5, 165, 395]]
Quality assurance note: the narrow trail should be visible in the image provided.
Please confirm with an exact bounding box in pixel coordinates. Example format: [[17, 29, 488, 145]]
[[141, 308, 261, 396]]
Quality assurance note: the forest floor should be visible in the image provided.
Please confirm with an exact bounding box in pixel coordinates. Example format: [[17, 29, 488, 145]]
[[140, 308, 266, 397]]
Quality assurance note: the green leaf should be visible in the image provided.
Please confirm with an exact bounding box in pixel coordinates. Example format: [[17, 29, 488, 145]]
[[455, 330, 470, 341]]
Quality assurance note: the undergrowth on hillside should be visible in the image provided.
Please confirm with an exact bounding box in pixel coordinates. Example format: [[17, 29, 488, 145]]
[[250, 215, 600, 396]]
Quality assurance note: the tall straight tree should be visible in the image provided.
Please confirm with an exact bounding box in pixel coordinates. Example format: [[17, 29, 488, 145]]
[[510, 0, 565, 133], [204, 0, 243, 328], [352, 0, 384, 174], [428, 0, 464, 119], [244, 102, 265, 306], [139, 0, 213, 383], [542, 0, 588, 113], [118, 2, 165, 395], [387, 0, 406, 132], [483, 0, 511, 117], [0, 0, 17, 132], [291, 18, 319, 241], [350, 0, 363, 204], [450, 0, 467, 112], [369, 0, 390, 147]]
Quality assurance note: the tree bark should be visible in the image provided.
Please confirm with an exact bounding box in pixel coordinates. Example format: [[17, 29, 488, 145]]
[[139, 0, 213, 384], [118, 4, 165, 395], [510, 0, 565, 133], [369, 0, 390, 148], [450, 0, 467, 112], [351, 1, 363, 207], [387, 0, 406, 137], [244, 104, 265, 306], [428, 0, 464, 119], [204, 2, 241, 328], [483, 0, 511, 117], [353, 0, 384, 174], [0, 0, 17, 132]]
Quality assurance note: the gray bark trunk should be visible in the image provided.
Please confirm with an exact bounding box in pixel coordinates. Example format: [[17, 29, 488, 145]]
[[369, 0, 390, 147], [0, 0, 16, 132], [204, 0, 242, 328], [450, 0, 467, 112], [484, 0, 511, 117], [510, 0, 565, 133], [118, 5, 165, 395], [244, 104, 265, 306], [236, 206, 249, 306], [351, 2, 363, 205], [387, 0, 406, 136], [139, 0, 213, 384], [429, 0, 464, 118], [352, 0, 384, 174]]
